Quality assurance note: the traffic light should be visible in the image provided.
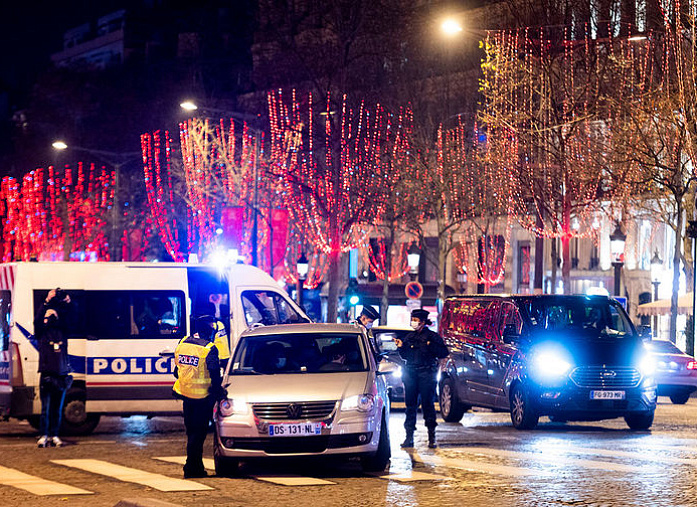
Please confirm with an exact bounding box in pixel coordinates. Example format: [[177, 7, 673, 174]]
[[346, 278, 360, 306]]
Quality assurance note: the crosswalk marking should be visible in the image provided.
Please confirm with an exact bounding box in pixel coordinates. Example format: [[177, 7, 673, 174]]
[[560, 445, 697, 466], [154, 456, 336, 485], [154, 456, 215, 471], [370, 470, 454, 482], [0, 465, 93, 496], [450, 446, 642, 473], [410, 451, 545, 477], [251, 475, 336, 486], [51, 459, 213, 492]]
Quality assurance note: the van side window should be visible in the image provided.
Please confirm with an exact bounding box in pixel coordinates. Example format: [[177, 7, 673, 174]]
[[0, 290, 10, 352], [500, 303, 523, 337], [241, 290, 306, 327]]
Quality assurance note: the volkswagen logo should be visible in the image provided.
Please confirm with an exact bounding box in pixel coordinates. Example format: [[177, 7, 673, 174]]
[[601, 370, 617, 379], [286, 403, 302, 419]]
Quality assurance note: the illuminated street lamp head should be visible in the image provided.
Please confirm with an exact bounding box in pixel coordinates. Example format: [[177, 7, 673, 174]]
[[609, 223, 626, 263], [441, 18, 463, 36], [52, 141, 68, 150], [180, 101, 198, 112]]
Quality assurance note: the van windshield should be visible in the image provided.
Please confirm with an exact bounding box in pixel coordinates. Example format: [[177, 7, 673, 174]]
[[518, 297, 634, 339], [229, 333, 368, 375]]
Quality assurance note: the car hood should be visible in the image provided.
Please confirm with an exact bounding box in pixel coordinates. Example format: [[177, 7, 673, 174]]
[[223, 372, 371, 403]]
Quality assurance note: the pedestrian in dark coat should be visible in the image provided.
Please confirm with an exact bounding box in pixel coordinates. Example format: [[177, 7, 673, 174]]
[[34, 288, 73, 448], [395, 308, 449, 448]]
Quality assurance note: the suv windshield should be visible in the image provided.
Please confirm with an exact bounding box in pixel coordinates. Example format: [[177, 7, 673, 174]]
[[518, 296, 634, 339], [229, 332, 368, 375]]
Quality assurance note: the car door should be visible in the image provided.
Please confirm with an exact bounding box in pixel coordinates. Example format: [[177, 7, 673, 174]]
[[487, 302, 523, 408], [458, 300, 499, 406]]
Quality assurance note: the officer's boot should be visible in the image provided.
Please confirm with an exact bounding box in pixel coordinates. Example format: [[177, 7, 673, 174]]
[[427, 428, 437, 449], [400, 430, 414, 448]]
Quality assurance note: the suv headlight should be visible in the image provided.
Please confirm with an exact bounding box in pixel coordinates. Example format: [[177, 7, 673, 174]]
[[532, 350, 572, 380], [219, 398, 249, 417], [638, 354, 656, 377], [341, 394, 375, 412]]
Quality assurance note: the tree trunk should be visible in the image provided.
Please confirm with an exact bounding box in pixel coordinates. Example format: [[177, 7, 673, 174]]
[[380, 231, 394, 324], [327, 247, 340, 323], [437, 238, 448, 310], [550, 238, 558, 295], [561, 202, 571, 294], [670, 209, 684, 344], [534, 212, 544, 294]]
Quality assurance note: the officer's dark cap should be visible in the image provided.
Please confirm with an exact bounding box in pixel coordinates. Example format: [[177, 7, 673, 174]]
[[194, 315, 217, 341], [361, 306, 380, 321], [411, 308, 430, 323]]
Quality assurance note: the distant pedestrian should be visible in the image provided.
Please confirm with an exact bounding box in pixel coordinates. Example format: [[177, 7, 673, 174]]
[[34, 288, 73, 448], [395, 308, 449, 449], [172, 315, 225, 478]]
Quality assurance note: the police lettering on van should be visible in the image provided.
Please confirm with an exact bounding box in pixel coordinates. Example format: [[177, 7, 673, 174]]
[[89, 357, 175, 375]]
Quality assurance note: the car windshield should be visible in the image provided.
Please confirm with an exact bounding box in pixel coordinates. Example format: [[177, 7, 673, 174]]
[[645, 340, 683, 355], [518, 297, 634, 339], [229, 332, 368, 375]]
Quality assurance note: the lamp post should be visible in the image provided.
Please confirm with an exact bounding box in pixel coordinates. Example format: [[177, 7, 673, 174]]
[[407, 243, 421, 282], [296, 252, 309, 310], [609, 223, 627, 297], [180, 101, 262, 268], [650, 250, 662, 338], [686, 220, 697, 356], [52, 141, 141, 262]]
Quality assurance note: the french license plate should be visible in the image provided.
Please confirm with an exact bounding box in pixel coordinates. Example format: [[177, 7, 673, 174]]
[[268, 423, 322, 437], [590, 390, 625, 400]]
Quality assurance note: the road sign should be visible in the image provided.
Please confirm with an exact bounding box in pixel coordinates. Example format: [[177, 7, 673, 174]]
[[405, 281, 423, 299], [406, 299, 422, 312]]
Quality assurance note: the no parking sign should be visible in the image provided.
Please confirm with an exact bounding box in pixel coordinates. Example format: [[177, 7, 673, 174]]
[[405, 281, 423, 300]]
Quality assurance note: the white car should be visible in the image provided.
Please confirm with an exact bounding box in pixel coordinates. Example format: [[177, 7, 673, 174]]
[[213, 323, 394, 475]]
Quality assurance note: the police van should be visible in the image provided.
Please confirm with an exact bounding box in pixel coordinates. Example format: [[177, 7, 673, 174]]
[[0, 262, 309, 434]]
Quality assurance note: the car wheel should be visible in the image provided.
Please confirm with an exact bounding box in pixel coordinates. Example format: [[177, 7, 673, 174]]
[[510, 383, 539, 430], [624, 412, 654, 431], [61, 388, 101, 435], [669, 391, 691, 405], [361, 413, 391, 472], [214, 440, 239, 477], [439, 377, 468, 423]]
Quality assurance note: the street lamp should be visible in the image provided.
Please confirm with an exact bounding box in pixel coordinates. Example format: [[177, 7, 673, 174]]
[[441, 17, 463, 36], [609, 223, 626, 297], [52, 140, 141, 262], [180, 101, 262, 268], [296, 252, 309, 310], [650, 250, 663, 338], [407, 243, 421, 282]]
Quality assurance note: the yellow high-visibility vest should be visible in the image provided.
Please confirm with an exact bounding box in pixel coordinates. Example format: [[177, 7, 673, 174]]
[[213, 321, 230, 361], [173, 338, 215, 399]]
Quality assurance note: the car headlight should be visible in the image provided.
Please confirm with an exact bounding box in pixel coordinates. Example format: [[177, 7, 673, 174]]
[[532, 350, 572, 379], [219, 398, 249, 417], [638, 354, 656, 377], [341, 394, 375, 412], [393, 366, 402, 379]]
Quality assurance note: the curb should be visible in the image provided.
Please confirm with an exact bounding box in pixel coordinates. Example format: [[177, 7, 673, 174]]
[[114, 499, 184, 507]]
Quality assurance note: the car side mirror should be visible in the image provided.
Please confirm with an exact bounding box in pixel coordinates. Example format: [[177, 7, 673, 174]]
[[377, 361, 398, 376], [502, 324, 520, 344]]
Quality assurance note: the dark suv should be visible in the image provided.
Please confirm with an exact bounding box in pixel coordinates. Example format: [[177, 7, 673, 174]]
[[438, 295, 657, 430]]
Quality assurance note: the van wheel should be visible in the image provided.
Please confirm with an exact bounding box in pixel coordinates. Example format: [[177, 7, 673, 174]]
[[624, 412, 654, 431], [361, 413, 391, 472], [214, 442, 239, 477], [439, 378, 468, 423], [669, 391, 691, 405], [510, 383, 539, 430], [61, 388, 100, 435]]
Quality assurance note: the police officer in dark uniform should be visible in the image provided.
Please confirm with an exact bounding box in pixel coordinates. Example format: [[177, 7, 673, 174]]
[[353, 305, 380, 354], [173, 316, 225, 478], [395, 308, 449, 449]]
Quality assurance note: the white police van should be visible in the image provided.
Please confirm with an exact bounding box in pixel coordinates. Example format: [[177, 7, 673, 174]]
[[0, 262, 308, 434]]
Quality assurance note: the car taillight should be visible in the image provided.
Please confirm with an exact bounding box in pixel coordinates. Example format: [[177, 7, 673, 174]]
[[687, 361, 697, 370], [10, 342, 23, 386]]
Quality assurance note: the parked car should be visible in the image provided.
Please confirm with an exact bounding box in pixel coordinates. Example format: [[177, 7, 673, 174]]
[[438, 295, 657, 430], [213, 323, 393, 475], [644, 339, 697, 404], [372, 326, 411, 402]]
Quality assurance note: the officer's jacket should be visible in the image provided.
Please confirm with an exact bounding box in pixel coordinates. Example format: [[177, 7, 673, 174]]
[[398, 328, 449, 369], [173, 335, 223, 400], [213, 321, 230, 362]]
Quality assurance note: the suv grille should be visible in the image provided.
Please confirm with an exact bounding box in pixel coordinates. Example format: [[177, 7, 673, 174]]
[[252, 401, 337, 421], [569, 366, 641, 388]]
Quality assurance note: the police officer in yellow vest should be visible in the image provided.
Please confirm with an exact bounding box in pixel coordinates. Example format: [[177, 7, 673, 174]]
[[173, 316, 225, 478]]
